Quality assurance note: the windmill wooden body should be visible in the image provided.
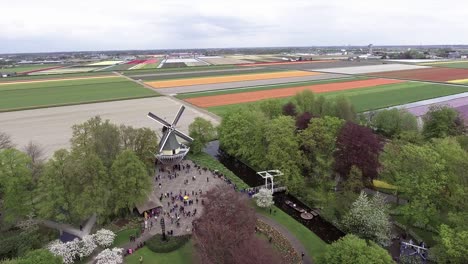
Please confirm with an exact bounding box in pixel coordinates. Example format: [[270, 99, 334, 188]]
[[147, 105, 193, 165]]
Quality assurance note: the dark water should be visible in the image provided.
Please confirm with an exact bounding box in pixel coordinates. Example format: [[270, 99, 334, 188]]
[[204, 141, 345, 243]]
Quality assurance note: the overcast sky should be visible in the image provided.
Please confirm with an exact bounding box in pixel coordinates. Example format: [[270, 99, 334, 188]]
[[1, 0, 467, 53]]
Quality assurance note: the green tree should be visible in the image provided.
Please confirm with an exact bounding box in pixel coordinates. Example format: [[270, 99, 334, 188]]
[[431, 224, 468, 264], [0, 149, 33, 223], [258, 99, 283, 119], [120, 125, 159, 172], [343, 166, 364, 193], [37, 149, 110, 222], [189, 117, 217, 154], [0, 249, 56, 264], [299, 116, 344, 185], [319, 234, 393, 264], [218, 109, 268, 169], [110, 150, 151, 214], [292, 90, 316, 114], [422, 105, 464, 138], [430, 138, 468, 215], [341, 192, 392, 246], [36, 149, 73, 222], [455, 135, 468, 152], [372, 108, 418, 137], [67, 151, 110, 220], [71, 116, 121, 168], [17, 249, 62, 264], [380, 143, 448, 227], [264, 116, 304, 194], [334, 96, 356, 121]]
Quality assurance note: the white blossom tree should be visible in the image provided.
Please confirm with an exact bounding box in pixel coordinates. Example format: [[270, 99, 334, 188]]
[[253, 188, 274, 208], [77, 235, 97, 259], [95, 248, 123, 264], [47, 239, 79, 264], [94, 229, 116, 248], [341, 192, 392, 246]]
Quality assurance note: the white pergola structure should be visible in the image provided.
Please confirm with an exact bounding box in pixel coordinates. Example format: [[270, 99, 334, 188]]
[[256, 170, 283, 193]]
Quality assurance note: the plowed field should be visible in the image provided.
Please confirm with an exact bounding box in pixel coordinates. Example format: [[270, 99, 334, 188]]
[[369, 67, 468, 82], [145, 70, 321, 88], [185, 78, 403, 107]]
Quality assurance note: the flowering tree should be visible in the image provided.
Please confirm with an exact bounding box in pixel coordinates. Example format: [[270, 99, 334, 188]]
[[341, 192, 392, 246], [94, 229, 116, 248], [253, 188, 274, 208], [77, 235, 97, 259], [47, 239, 79, 264], [95, 248, 123, 264]]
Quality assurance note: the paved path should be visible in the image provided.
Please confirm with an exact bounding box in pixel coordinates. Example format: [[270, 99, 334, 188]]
[[363, 188, 407, 205], [256, 214, 313, 264], [120, 160, 229, 251], [41, 213, 97, 238]]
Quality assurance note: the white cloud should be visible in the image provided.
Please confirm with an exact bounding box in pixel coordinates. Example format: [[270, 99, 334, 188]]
[[0, 0, 467, 53]]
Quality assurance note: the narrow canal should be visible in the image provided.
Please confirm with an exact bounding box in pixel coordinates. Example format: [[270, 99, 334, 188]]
[[204, 141, 345, 243]]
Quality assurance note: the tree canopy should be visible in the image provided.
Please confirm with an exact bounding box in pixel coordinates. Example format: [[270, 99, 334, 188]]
[[319, 234, 393, 264], [189, 117, 217, 154], [423, 105, 465, 138]]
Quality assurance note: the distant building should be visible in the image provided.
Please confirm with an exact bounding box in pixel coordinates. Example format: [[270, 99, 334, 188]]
[[0, 72, 16, 78]]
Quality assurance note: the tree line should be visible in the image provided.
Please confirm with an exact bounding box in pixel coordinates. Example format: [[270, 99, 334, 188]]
[[218, 90, 467, 263]]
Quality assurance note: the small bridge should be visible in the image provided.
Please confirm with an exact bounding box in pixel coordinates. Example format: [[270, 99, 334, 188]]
[[245, 183, 287, 194]]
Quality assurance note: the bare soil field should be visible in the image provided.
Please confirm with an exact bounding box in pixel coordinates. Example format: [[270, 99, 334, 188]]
[[0, 97, 218, 157], [368, 67, 468, 82], [315, 64, 430, 74]]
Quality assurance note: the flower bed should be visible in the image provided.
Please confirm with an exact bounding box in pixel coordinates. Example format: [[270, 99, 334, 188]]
[[256, 220, 300, 264]]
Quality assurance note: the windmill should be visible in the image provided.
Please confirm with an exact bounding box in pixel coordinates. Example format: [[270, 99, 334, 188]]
[[147, 105, 193, 165]]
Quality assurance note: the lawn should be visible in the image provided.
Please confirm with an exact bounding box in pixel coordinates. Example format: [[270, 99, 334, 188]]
[[113, 228, 139, 247], [206, 81, 468, 116], [256, 205, 327, 262], [0, 76, 159, 111], [125, 241, 193, 264]]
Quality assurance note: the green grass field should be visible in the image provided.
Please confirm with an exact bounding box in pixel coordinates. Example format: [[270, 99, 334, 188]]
[[204, 81, 468, 116], [0, 77, 158, 111], [0, 64, 63, 73], [125, 241, 193, 264], [256, 205, 327, 262]]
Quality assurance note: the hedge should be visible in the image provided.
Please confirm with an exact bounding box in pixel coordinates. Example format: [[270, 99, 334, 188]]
[[146, 234, 191, 253]]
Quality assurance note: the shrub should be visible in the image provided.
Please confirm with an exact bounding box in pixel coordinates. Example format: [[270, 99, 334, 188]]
[[146, 235, 191, 253]]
